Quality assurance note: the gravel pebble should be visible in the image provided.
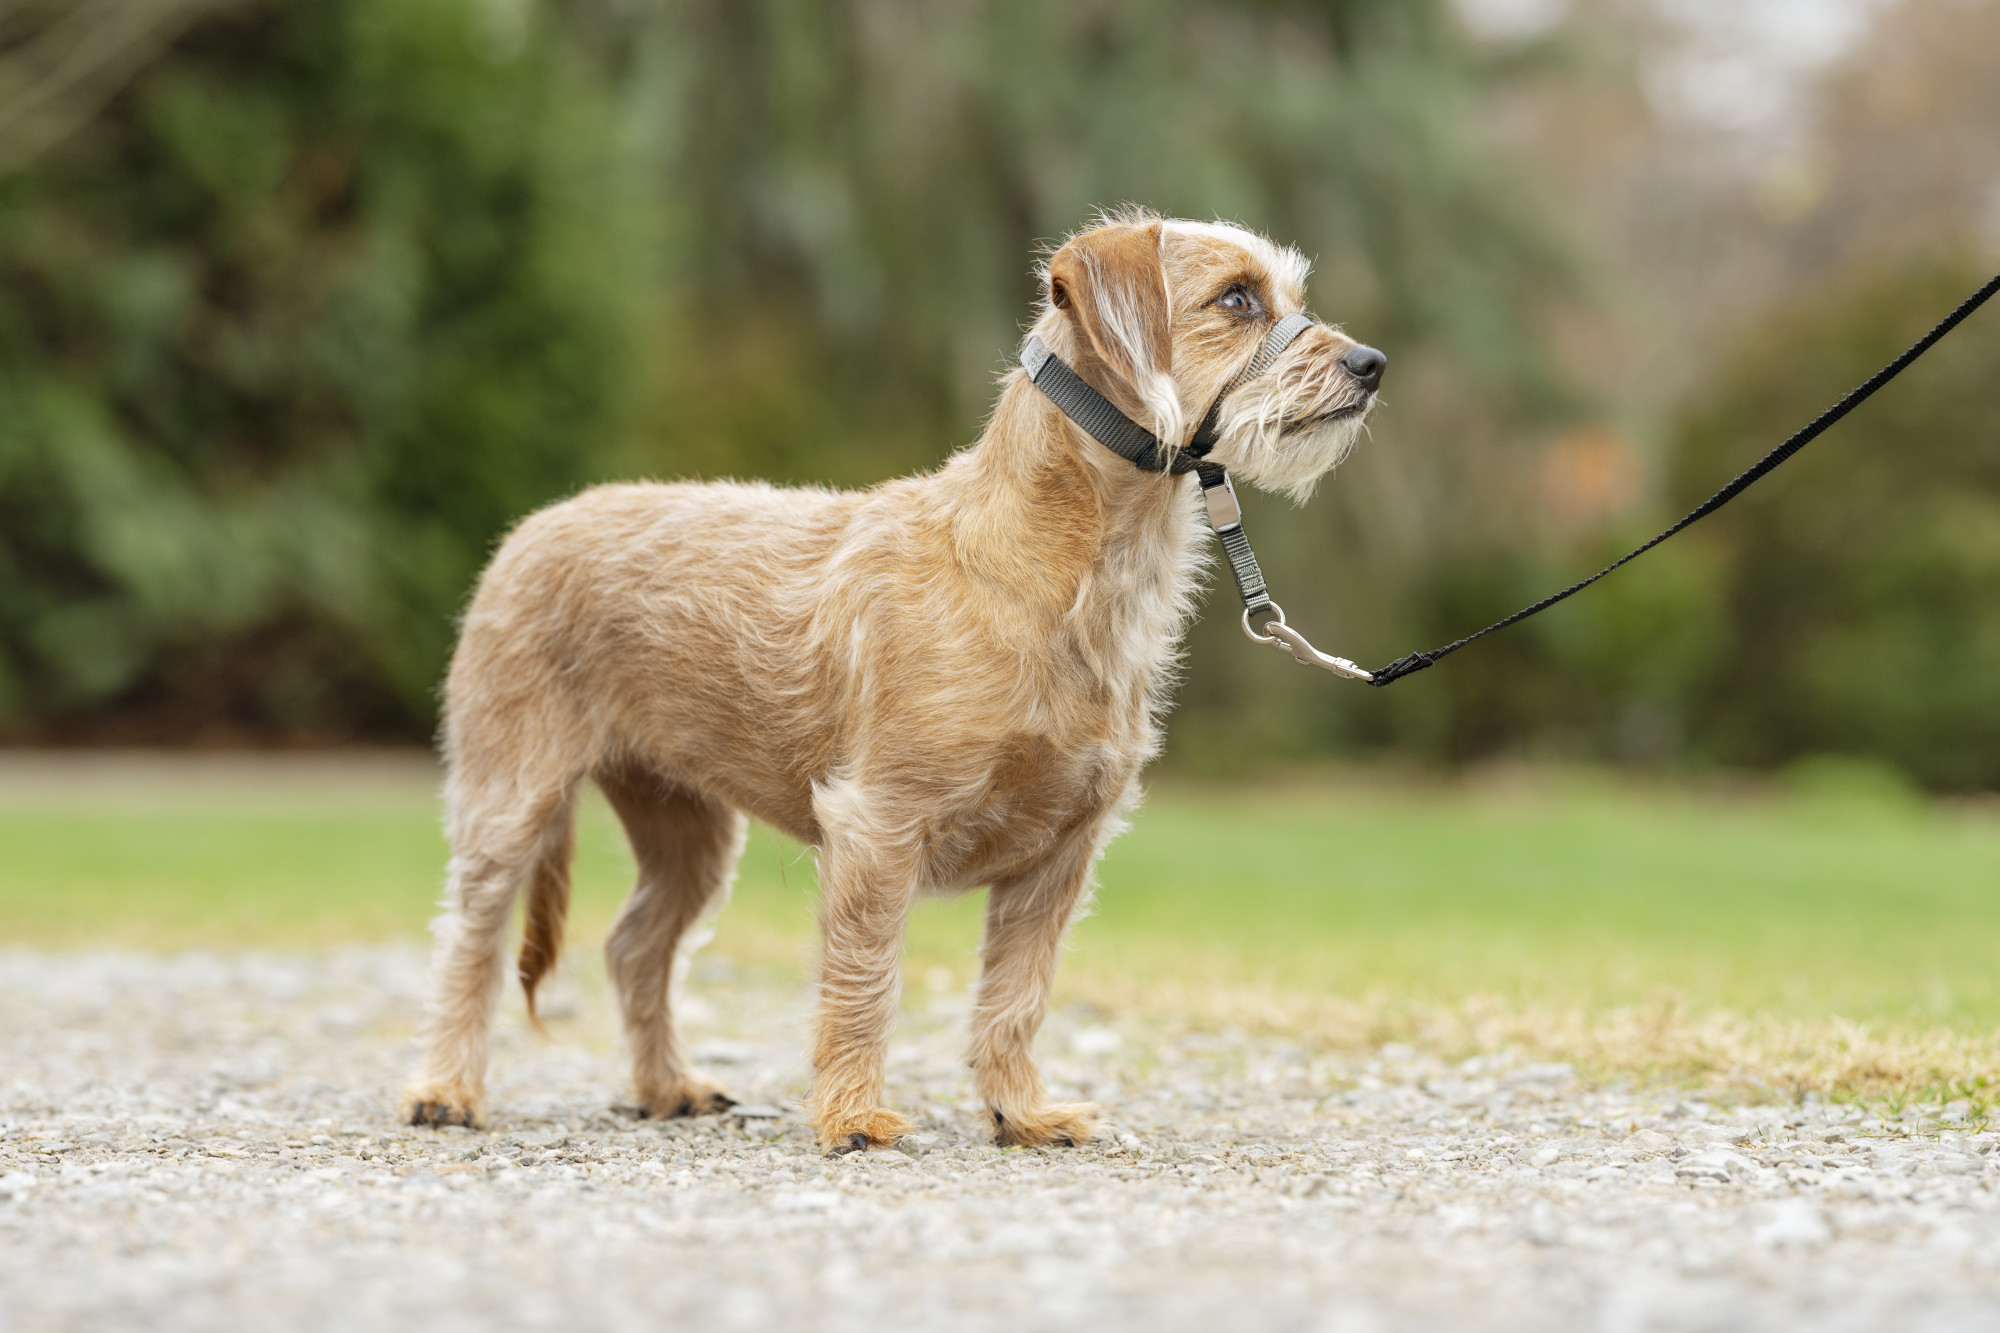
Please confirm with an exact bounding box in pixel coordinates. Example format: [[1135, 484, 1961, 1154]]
[[3, 947, 1998, 1331]]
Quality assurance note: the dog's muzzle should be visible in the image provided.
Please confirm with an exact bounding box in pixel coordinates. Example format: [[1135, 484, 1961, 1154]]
[[1281, 341, 1385, 431]]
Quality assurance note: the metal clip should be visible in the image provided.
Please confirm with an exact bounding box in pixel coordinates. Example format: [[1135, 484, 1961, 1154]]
[[1200, 472, 1242, 531], [1240, 602, 1373, 681]]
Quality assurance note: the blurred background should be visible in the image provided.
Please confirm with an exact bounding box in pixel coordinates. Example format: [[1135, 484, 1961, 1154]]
[[1, 0, 1997, 1050], [2, 0, 1997, 787]]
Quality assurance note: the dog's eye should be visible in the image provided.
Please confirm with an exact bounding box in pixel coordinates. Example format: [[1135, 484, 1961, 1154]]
[[1215, 286, 1260, 318]]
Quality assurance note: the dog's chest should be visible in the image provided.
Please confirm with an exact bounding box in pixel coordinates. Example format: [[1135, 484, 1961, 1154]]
[[926, 733, 1134, 888], [1073, 499, 1201, 708], [924, 508, 1190, 886]]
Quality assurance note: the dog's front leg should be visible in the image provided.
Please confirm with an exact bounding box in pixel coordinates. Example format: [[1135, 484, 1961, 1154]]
[[967, 826, 1104, 1147], [807, 787, 921, 1154]]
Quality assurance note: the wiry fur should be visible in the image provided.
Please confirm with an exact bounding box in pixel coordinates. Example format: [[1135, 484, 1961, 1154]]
[[400, 213, 1382, 1152]]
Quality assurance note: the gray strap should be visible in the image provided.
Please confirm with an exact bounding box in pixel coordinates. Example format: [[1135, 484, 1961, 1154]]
[[1021, 337, 1187, 473], [1193, 469, 1271, 615], [1187, 313, 1315, 457], [1020, 313, 1376, 679], [1237, 313, 1315, 391], [1214, 524, 1271, 616], [1023, 314, 1314, 470]]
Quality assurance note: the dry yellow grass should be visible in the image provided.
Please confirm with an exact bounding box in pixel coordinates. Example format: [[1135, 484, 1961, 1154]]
[[1060, 973, 1999, 1117]]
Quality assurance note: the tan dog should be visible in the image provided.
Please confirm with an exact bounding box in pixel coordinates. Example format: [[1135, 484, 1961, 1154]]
[[401, 211, 1383, 1152]]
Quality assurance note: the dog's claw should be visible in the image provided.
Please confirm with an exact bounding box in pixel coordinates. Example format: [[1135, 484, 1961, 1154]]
[[827, 1133, 870, 1157]]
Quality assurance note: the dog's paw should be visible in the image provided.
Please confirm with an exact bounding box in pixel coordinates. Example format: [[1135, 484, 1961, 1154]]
[[992, 1101, 1099, 1148], [813, 1107, 916, 1156], [401, 1084, 484, 1129], [633, 1077, 737, 1120]]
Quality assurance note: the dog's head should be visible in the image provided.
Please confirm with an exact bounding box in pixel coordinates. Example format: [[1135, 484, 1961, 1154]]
[[1031, 213, 1383, 501]]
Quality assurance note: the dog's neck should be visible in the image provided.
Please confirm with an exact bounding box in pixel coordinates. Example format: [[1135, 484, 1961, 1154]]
[[941, 360, 1206, 712]]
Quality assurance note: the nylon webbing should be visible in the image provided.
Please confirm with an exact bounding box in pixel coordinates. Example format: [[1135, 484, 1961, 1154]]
[[1021, 338, 1189, 473], [1189, 313, 1315, 454], [1214, 524, 1271, 615]]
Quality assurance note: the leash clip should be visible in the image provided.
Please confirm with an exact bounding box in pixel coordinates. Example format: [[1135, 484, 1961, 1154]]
[[1242, 602, 1373, 681]]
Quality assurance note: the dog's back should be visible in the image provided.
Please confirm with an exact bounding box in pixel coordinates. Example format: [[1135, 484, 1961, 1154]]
[[447, 478, 865, 839]]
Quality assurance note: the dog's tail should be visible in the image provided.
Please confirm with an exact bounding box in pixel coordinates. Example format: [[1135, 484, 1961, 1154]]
[[517, 820, 575, 1033]]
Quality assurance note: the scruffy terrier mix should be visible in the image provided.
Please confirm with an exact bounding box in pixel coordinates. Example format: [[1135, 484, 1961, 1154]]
[[402, 212, 1385, 1153]]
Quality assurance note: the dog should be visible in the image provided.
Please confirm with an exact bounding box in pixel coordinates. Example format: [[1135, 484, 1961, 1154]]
[[400, 211, 1385, 1153]]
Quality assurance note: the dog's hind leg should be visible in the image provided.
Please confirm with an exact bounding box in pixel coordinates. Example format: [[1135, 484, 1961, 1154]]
[[966, 821, 1109, 1148], [404, 762, 580, 1129], [598, 768, 746, 1119]]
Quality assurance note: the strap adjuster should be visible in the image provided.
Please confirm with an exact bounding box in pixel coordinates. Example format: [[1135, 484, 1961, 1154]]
[[1199, 470, 1241, 532]]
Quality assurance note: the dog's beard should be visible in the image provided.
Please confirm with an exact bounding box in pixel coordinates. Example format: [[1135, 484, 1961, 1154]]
[[1210, 359, 1373, 503]]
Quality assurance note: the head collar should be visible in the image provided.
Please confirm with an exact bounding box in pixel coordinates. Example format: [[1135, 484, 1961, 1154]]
[[1019, 312, 1314, 476], [1015, 311, 1372, 681]]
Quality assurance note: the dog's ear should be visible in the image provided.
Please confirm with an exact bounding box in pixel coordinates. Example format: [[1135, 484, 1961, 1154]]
[[1048, 222, 1185, 447]]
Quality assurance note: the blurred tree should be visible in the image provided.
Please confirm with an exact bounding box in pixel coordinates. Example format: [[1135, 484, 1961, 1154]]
[[1672, 258, 2000, 791], [0, 0, 233, 174], [0, 0, 649, 740]]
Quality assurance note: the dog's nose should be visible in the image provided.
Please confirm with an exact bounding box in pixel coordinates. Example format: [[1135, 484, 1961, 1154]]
[[1341, 344, 1386, 390]]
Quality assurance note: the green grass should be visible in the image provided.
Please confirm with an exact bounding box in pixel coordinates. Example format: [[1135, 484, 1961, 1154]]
[[3, 756, 1997, 1032], [1082, 773, 2000, 1028]]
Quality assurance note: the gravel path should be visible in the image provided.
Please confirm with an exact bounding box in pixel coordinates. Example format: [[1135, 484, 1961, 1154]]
[[3, 948, 1997, 1332]]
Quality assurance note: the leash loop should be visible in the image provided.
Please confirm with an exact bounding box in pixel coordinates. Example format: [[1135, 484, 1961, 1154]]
[[1241, 601, 1283, 643]]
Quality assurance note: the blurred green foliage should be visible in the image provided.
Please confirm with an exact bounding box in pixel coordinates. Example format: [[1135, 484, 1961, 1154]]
[[0, 0, 1993, 790], [0, 0, 647, 737], [1672, 258, 2000, 790]]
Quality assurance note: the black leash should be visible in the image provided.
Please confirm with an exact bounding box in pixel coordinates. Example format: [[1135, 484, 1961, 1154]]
[[1366, 271, 2000, 686]]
